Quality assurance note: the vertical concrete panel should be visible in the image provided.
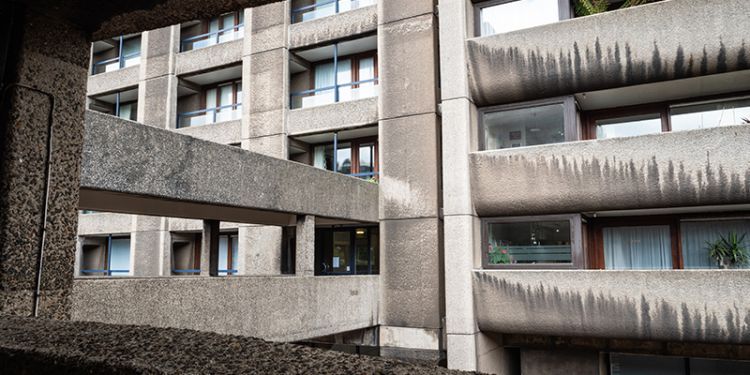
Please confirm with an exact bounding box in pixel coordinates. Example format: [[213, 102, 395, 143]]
[[437, 0, 471, 101], [239, 225, 282, 276], [131, 230, 163, 277], [0, 8, 89, 319], [295, 215, 315, 277]]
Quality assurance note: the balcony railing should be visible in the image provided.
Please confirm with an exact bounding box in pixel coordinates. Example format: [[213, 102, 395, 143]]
[[290, 78, 378, 109], [80, 269, 129, 276], [91, 52, 141, 75], [180, 24, 244, 52], [291, 0, 376, 23], [177, 103, 242, 128]]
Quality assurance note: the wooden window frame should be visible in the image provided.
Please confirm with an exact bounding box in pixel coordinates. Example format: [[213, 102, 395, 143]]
[[582, 91, 750, 140], [586, 212, 750, 270], [481, 214, 585, 270], [310, 135, 379, 177], [478, 96, 578, 151], [310, 50, 379, 90]]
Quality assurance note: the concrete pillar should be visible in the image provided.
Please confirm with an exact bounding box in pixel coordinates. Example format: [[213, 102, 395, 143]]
[[238, 225, 282, 276], [437, 0, 484, 371], [295, 215, 315, 277], [242, 2, 289, 158], [201, 220, 220, 276], [138, 25, 179, 128], [0, 3, 89, 319], [130, 215, 166, 277], [378, 0, 444, 360]]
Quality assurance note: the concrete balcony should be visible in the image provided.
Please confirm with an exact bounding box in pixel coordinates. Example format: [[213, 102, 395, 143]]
[[174, 118, 242, 145], [470, 125, 750, 217], [87, 65, 139, 96], [79, 111, 378, 225], [288, 97, 378, 136], [175, 39, 243, 76], [474, 270, 750, 345], [72, 275, 378, 342], [289, 4, 377, 49], [467, 0, 750, 106]]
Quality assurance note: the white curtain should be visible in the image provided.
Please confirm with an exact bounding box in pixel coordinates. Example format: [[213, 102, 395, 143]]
[[604, 226, 672, 270], [313, 145, 327, 169], [315, 62, 335, 89], [681, 220, 750, 269], [219, 235, 229, 274], [337, 59, 353, 100]]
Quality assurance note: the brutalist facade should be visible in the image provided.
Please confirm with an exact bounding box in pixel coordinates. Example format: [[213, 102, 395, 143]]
[[72, 0, 750, 373]]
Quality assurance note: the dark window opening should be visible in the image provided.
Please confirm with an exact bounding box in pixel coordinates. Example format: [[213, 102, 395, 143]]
[[315, 226, 379, 275]]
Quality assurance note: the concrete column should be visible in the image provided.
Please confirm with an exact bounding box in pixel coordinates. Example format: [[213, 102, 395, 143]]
[[378, 0, 444, 360], [201, 220, 220, 276], [242, 2, 290, 158], [138, 25, 179, 128], [437, 0, 484, 371], [295, 215, 315, 277], [130, 215, 166, 277], [238, 225, 282, 276], [0, 4, 89, 319]]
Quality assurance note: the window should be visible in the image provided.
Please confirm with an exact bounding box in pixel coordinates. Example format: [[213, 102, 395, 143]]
[[290, 44, 378, 109], [315, 226, 379, 275], [680, 219, 750, 269], [88, 89, 138, 121], [218, 233, 239, 276], [80, 235, 131, 276], [291, 0, 377, 23], [584, 96, 750, 139], [671, 97, 750, 132], [483, 215, 581, 268], [171, 233, 201, 275], [281, 226, 296, 275], [610, 353, 750, 375], [91, 35, 141, 75], [480, 97, 576, 150], [588, 215, 750, 270], [475, 0, 569, 37], [312, 135, 378, 179], [177, 79, 242, 128], [180, 11, 244, 52]]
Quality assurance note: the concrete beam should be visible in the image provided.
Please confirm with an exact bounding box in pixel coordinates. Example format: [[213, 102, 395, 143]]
[[79, 111, 378, 225]]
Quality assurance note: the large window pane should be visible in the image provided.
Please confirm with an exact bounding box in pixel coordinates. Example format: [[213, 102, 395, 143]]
[[482, 103, 565, 150], [479, 0, 560, 36], [358, 143, 375, 176], [610, 353, 685, 375], [671, 98, 750, 132], [336, 144, 352, 174], [332, 231, 351, 273], [355, 228, 370, 274], [680, 219, 750, 269], [109, 238, 131, 275], [596, 113, 662, 139], [486, 221, 571, 265], [691, 358, 750, 375], [603, 226, 672, 270]]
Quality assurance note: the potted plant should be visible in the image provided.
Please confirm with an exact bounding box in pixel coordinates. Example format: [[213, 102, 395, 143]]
[[574, 0, 662, 17], [488, 243, 511, 265], [706, 232, 748, 269]]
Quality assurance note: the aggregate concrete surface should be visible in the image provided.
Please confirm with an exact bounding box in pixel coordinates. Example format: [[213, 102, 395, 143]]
[[0, 315, 474, 374]]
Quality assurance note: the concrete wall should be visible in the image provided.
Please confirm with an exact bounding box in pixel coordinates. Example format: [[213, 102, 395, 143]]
[[72, 275, 379, 342], [287, 97, 378, 136], [79, 111, 379, 224], [474, 270, 750, 345], [467, 0, 750, 106], [289, 4, 377, 49], [470, 125, 750, 217]]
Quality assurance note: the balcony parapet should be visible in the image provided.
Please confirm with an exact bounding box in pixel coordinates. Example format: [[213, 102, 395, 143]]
[[470, 125, 750, 217], [474, 270, 750, 345], [467, 0, 750, 106]]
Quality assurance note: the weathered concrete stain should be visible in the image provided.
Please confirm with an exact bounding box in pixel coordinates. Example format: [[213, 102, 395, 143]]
[[467, 0, 750, 106], [473, 271, 750, 345], [470, 125, 750, 217]]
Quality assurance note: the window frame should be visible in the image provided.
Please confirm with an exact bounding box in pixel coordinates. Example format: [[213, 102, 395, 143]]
[[79, 234, 131, 277], [582, 92, 750, 140], [478, 96, 578, 151], [179, 11, 244, 52], [315, 226, 379, 276], [473, 0, 573, 37], [310, 135, 379, 178], [481, 214, 584, 269], [170, 232, 202, 276], [586, 212, 750, 270]]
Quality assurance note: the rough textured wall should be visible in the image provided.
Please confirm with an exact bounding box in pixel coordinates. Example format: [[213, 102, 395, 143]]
[[72, 275, 379, 342], [474, 270, 750, 345], [80, 111, 379, 223], [0, 7, 89, 319], [467, 0, 750, 106], [289, 4, 377, 49], [471, 125, 750, 217]]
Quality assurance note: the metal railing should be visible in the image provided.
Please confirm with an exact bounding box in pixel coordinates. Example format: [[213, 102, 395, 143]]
[[177, 103, 242, 128], [180, 24, 244, 52], [291, 0, 376, 23], [290, 78, 378, 109], [349, 171, 379, 179], [91, 51, 141, 75], [80, 269, 129, 276]]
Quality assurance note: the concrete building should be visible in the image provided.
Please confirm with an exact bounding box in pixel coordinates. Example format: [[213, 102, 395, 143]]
[[66, 0, 750, 373]]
